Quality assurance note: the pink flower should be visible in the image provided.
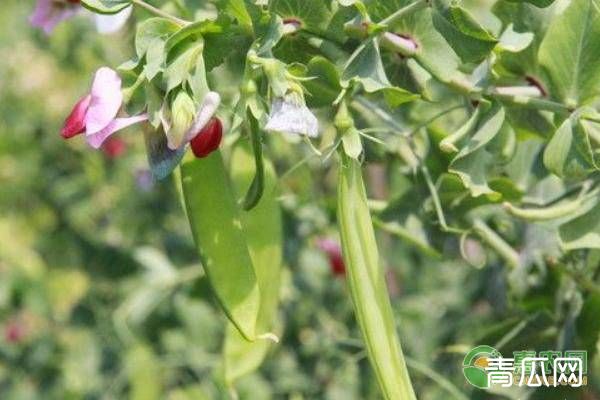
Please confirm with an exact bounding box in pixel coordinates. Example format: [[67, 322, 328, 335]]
[[61, 67, 147, 148], [30, 0, 81, 35], [316, 238, 346, 277], [102, 137, 127, 158]]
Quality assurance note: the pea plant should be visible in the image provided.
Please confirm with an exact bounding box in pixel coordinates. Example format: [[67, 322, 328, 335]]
[[40, 0, 600, 397]]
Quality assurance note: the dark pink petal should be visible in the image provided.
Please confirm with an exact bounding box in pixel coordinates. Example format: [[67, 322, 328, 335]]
[[30, 0, 79, 35], [101, 137, 127, 158], [86, 114, 148, 149], [190, 117, 223, 158], [61, 94, 91, 139], [316, 238, 346, 277], [85, 67, 124, 134]]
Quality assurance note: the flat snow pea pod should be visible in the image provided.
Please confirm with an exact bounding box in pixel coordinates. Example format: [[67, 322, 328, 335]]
[[337, 154, 416, 400], [180, 150, 260, 340], [224, 143, 283, 386]]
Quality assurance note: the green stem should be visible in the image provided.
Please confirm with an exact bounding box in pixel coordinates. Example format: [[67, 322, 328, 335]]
[[405, 357, 469, 400], [380, 0, 429, 27], [131, 0, 190, 26], [472, 219, 520, 268], [490, 91, 571, 114]]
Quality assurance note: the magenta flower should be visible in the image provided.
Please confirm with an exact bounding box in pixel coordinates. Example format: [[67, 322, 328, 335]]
[[316, 238, 346, 277], [30, 0, 81, 35], [61, 67, 147, 148]]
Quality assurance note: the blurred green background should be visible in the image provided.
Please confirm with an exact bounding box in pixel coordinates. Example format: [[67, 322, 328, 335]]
[[0, 1, 599, 399]]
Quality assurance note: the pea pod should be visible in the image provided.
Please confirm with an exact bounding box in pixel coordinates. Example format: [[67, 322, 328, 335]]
[[224, 143, 283, 386], [337, 154, 416, 400], [503, 189, 599, 221], [180, 151, 260, 340]]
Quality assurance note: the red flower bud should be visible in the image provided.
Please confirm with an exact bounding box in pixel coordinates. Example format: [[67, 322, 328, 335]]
[[102, 137, 127, 159], [61, 94, 91, 139], [190, 117, 223, 158]]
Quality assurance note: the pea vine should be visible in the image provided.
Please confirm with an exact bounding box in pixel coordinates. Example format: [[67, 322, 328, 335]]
[[39, 0, 600, 397]]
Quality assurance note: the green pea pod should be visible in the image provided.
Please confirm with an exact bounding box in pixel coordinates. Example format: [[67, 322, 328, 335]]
[[503, 189, 599, 221], [337, 154, 416, 400], [224, 143, 283, 386], [180, 151, 260, 340], [241, 110, 265, 211]]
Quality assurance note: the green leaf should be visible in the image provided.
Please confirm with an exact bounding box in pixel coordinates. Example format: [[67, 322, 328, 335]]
[[497, 23, 534, 53], [337, 154, 416, 400], [303, 56, 342, 108], [164, 19, 225, 60], [560, 203, 600, 249], [224, 143, 283, 386], [543, 116, 596, 180], [270, 0, 332, 33], [165, 43, 203, 92], [538, 0, 600, 106], [378, 5, 470, 87], [180, 151, 261, 340], [145, 38, 166, 81], [135, 18, 181, 58], [81, 0, 130, 14], [432, 4, 498, 63], [223, 0, 254, 33], [382, 87, 420, 107], [342, 39, 390, 92], [449, 103, 505, 198]]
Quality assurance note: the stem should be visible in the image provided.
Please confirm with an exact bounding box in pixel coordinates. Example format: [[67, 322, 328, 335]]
[[421, 166, 468, 234], [131, 0, 190, 26], [490, 91, 571, 114], [472, 219, 520, 269], [405, 357, 469, 400], [380, 0, 429, 27]]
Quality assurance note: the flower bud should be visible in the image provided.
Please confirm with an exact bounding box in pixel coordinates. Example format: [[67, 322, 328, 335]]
[[379, 32, 418, 57], [167, 91, 196, 150], [190, 118, 223, 158]]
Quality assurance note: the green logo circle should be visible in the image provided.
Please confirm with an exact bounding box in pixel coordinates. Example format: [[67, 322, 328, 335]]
[[462, 345, 502, 389]]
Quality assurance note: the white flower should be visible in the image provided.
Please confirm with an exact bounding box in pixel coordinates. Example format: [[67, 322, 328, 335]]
[[265, 96, 319, 138], [94, 6, 132, 34]]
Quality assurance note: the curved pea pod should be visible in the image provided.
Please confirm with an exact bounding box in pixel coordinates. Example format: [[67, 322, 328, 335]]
[[223, 143, 283, 386], [337, 154, 416, 400], [180, 151, 260, 340], [503, 189, 599, 222]]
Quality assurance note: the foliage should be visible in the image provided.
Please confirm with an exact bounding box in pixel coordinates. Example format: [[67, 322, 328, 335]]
[[2, 0, 600, 398]]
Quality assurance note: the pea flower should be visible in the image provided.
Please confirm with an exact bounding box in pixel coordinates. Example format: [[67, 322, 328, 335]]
[[30, 0, 132, 35], [265, 94, 319, 138], [190, 117, 223, 158], [94, 6, 132, 34], [30, 0, 80, 34], [165, 91, 221, 150], [61, 67, 148, 149], [101, 137, 127, 159], [316, 238, 346, 277]]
